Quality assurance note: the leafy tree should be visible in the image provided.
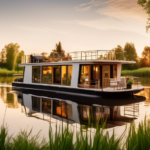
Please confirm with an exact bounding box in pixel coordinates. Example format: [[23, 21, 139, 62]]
[[49, 42, 65, 59], [140, 46, 150, 67], [15, 50, 25, 71], [5, 43, 20, 70], [113, 45, 124, 60], [137, 0, 150, 32], [124, 43, 138, 61]]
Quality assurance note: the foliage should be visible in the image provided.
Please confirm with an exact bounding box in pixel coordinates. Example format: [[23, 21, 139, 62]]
[[112, 45, 124, 60], [0, 43, 24, 71], [124, 42, 138, 61], [0, 68, 23, 76], [124, 116, 150, 150], [49, 42, 65, 59], [121, 67, 150, 77], [127, 78, 134, 85], [139, 46, 150, 67], [137, 0, 150, 32]]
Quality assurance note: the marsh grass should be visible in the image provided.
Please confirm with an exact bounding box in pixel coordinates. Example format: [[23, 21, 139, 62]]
[[0, 68, 23, 76], [1, 117, 150, 150], [121, 67, 150, 77]]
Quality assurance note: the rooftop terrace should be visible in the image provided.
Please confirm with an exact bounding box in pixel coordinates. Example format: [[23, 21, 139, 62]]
[[21, 50, 127, 64]]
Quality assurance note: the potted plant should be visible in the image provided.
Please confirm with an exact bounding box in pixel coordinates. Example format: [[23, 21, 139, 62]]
[[127, 78, 133, 89]]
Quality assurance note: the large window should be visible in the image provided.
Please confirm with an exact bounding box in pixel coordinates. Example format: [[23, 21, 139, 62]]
[[53, 66, 61, 84], [32, 66, 41, 83], [42, 66, 52, 84], [79, 65, 90, 84], [61, 66, 73, 86]]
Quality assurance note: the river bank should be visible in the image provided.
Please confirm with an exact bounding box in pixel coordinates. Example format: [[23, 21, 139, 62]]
[[0, 68, 23, 76], [121, 67, 150, 77]]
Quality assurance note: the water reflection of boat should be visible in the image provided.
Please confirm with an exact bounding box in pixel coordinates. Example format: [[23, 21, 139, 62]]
[[15, 91, 145, 128]]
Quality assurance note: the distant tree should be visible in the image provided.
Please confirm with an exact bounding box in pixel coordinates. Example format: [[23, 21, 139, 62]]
[[122, 43, 138, 70], [113, 45, 124, 60], [124, 43, 138, 61], [0, 48, 6, 63], [49, 42, 65, 59], [5, 43, 20, 70], [15, 50, 25, 71], [140, 46, 150, 67], [137, 0, 150, 32]]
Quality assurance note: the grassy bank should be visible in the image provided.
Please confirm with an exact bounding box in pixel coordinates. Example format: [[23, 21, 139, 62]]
[[0, 68, 23, 76], [121, 67, 150, 77], [1, 118, 150, 150]]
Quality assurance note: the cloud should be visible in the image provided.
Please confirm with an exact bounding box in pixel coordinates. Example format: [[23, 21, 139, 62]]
[[75, 0, 94, 11], [96, 0, 147, 22]]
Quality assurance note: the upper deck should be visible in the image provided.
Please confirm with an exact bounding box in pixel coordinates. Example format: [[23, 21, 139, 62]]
[[21, 50, 136, 66]]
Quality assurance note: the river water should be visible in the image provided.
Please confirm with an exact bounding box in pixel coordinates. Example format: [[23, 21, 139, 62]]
[[0, 76, 150, 140]]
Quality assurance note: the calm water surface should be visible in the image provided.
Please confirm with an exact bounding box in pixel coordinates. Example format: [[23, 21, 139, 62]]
[[0, 76, 150, 140]]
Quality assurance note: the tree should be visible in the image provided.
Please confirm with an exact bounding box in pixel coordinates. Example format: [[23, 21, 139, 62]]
[[113, 45, 124, 60], [140, 46, 150, 67], [15, 50, 25, 71], [49, 42, 65, 60], [123, 43, 138, 70], [137, 0, 150, 32], [124, 43, 138, 61], [5, 43, 20, 70]]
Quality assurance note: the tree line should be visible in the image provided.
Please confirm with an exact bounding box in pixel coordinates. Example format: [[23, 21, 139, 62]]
[[0, 43, 24, 70], [1, 42, 150, 71]]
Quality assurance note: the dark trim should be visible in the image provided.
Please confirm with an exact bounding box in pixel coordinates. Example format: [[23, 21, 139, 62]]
[[110, 65, 113, 78], [12, 82, 144, 98]]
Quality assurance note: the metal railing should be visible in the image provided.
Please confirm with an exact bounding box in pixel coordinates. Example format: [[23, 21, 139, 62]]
[[21, 50, 126, 64]]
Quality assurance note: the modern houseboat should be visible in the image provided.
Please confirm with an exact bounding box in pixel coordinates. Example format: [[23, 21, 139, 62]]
[[12, 50, 144, 98]]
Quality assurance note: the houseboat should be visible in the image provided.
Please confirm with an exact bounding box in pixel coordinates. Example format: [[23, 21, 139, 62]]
[[12, 50, 144, 98]]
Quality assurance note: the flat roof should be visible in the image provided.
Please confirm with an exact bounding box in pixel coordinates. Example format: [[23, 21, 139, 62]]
[[19, 60, 136, 66]]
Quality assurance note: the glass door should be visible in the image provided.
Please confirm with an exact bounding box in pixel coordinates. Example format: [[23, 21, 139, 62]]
[[103, 65, 110, 87]]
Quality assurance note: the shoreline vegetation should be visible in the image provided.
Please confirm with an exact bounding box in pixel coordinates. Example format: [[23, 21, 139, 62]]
[[121, 67, 150, 77], [1, 117, 150, 150], [0, 68, 23, 76]]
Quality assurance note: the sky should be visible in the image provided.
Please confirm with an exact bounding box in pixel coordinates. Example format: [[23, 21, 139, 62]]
[[0, 0, 149, 57]]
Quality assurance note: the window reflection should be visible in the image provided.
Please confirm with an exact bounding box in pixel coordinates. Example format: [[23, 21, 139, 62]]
[[42, 66, 52, 84], [32, 96, 40, 112], [80, 65, 89, 84], [62, 66, 73, 86], [42, 98, 52, 113]]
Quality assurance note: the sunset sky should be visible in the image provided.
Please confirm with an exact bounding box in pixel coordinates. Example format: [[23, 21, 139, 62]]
[[0, 0, 149, 56]]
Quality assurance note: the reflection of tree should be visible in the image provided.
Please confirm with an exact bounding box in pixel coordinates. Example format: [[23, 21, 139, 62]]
[[0, 87, 19, 109], [62, 74, 71, 86]]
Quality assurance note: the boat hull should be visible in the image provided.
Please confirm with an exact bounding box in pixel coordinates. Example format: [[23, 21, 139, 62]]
[[12, 82, 144, 98]]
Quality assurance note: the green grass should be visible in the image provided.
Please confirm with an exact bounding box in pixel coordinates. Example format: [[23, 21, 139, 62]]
[[121, 67, 150, 77], [1, 118, 150, 150], [0, 68, 23, 76]]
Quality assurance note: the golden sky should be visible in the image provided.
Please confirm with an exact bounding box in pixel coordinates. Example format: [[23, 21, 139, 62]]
[[0, 0, 149, 56]]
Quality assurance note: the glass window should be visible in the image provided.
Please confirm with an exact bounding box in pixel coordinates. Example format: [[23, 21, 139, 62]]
[[53, 66, 61, 84], [42, 66, 52, 84], [61, 66, 73, 86], [80, 65, 89, 84], [113, 65, 117, 79], [32, 66, 41, 83], [42, 98, 52, 113], [93, 65, 99, 80]]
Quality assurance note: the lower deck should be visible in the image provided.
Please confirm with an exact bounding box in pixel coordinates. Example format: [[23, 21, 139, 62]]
[[12, 82, 144, 98]]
